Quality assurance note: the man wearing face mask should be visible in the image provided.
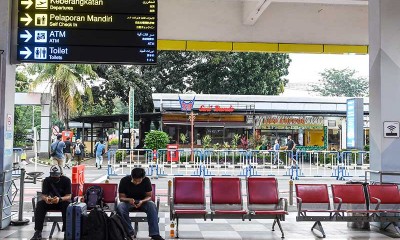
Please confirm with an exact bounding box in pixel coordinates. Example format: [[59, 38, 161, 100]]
[[31, 165, 72, 240], [117, 168, 164, 240]]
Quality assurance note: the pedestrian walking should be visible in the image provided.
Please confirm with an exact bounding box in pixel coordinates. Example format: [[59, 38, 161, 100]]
[[50, 134, 65, 174], [64, 137, 72, 169], [285, 135, 297, 166], [273, 139, 283, 165], [73, 139, 85, 165], [95, 140, 106, 169]]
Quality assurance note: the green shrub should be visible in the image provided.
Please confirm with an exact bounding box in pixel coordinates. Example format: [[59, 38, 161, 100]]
[[364, 145, 370, 151], [109, 138, 119, 145], [144, 130, 169, 150], [115, 150, 126, 163]]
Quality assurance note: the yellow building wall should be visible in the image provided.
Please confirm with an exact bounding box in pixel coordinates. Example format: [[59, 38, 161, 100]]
[[304, 130, 324, 147]]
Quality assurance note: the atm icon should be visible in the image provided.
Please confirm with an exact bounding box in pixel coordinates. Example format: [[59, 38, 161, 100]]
[[35, 31, 47, 43]]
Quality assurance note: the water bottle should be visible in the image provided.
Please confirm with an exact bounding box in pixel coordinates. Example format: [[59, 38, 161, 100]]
[[169, 221, 175, 238]]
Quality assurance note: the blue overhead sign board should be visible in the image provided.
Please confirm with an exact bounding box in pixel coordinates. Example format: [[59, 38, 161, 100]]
[[346, 99, 356, 148], [346, 98, 364, 150], [16, 0, 157, 64]]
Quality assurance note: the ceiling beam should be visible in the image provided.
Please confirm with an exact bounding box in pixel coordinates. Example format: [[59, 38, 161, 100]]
[[274, 0, 367, 5], [242, 0, 367, 25], [243, 0, 272, 26]]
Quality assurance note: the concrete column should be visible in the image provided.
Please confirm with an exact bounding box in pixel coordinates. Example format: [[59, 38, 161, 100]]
[[369, 0, 400, 182], [39, 94, 51, 158], [0, 0, 16, 229]]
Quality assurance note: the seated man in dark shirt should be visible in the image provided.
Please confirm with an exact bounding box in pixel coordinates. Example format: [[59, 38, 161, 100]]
[[117, 168, 164, 240], [31, 165, 71, 240]]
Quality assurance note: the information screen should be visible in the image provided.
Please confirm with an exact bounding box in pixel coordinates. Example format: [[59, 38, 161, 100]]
[[17, 0, 157, 64]]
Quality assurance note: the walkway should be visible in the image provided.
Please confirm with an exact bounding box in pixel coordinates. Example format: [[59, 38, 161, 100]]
[[1, 212, 398, 239]]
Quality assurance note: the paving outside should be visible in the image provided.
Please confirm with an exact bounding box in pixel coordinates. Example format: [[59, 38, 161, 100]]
[[3, 151, 396, 240]]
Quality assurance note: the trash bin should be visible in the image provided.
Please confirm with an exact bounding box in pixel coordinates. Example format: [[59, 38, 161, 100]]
[[346, 181, 370, 230], [167, 144, 179, 162]]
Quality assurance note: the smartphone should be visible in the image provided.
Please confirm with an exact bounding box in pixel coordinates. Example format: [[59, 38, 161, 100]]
[[134, 199, 140, 205]]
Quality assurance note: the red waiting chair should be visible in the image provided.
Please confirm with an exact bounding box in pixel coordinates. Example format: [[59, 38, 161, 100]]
[[170, 177, 207, 238], [247, 177, 288, 238], [295, 184, 339, 238], [210, 177, 246, 220], [82, 183, 118, 209], [368, 184, 400, 233]]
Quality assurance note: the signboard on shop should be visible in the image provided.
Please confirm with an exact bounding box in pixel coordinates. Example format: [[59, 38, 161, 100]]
[[255, 115, 324, 129]]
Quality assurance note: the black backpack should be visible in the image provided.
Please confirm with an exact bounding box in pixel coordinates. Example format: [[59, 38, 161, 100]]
[[85, 185, 104, 209], [82, 207, 109, 240], [108, 212, 132, 240]]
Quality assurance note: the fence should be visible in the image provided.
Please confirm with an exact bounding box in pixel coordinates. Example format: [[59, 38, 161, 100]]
[[107, 149, 370, 180]]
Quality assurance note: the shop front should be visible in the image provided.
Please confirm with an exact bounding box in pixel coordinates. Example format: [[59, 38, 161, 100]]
[[162, 111, 253, 146], [255, 115, 339, 151]]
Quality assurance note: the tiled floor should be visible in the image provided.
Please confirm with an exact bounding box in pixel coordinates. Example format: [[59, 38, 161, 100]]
[[1, 212, 399, 240]]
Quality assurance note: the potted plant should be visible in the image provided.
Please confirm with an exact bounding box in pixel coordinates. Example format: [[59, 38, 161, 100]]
[[231, 134, 240, 150], [180, 133, 187, 147], [202, 135, 212, 149]]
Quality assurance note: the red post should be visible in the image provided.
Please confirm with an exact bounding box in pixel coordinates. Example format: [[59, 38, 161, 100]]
[[72, 165, 85, 195]]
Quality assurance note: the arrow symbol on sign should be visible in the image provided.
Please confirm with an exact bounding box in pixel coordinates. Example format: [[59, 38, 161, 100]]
[[21, 0, 33, 9], [20, 47, 32, 59], [20, 13, 33, 26], [20, 30, 32, 42]]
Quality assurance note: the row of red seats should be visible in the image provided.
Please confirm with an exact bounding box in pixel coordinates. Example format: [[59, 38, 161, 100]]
[[170, 177, 288, 238], [295, 183, 400, 238]]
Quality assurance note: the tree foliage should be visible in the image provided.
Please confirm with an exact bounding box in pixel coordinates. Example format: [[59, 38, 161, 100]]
[[92, 65, 154, 114], [91, 51, 291, 114], [190, 52, 290, 95], [26, 64, 97, 128], [15, 71, 30, 92], [311, 68, 369, 97]]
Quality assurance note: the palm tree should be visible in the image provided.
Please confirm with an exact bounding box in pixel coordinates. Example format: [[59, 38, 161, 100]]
[[26, 64, 97, 129]]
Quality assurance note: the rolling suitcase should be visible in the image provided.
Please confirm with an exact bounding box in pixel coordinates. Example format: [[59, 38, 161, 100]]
[[66, 202, 87, 240]]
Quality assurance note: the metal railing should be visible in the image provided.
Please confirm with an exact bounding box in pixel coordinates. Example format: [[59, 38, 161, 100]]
[[107, 149, 370, 180], [0, 169, 18, 229], [364, 170, 400, 184]]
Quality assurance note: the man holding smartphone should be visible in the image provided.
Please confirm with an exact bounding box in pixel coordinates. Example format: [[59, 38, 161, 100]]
[[117, 168, 164, 240], [31, 165, 71, 240]]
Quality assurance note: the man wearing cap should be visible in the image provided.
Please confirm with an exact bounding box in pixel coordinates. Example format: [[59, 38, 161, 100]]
[[117, 168, 164, 240], [51, 134, 66, 172], [31, 165, 72, 240]]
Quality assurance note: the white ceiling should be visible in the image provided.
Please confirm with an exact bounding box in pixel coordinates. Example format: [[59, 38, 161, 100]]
[[158, 0, 368, 45]]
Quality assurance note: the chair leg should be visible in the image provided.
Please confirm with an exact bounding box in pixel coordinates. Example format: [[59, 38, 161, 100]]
[[134, 221, 139, 238], [56, 222, 61, 231], [311, 221, 326, 238], [49, 222, 57, 238], [176, 217, 179, 238], [383, 222, 400, 234], [275, 218, 285, 239], [272, 219, 277, 231]]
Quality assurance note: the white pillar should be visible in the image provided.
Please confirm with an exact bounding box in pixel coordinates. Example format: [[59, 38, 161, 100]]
[[369, 0, 400, 182], [39, 94, 52, 158], [0, 0, 16, 229]]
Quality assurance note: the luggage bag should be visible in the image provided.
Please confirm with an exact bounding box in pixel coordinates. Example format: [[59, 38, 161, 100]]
[[66, 202, 87, 240]]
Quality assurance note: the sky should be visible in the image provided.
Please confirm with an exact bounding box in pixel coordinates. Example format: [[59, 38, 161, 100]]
[[282, 53, 369, 97]]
